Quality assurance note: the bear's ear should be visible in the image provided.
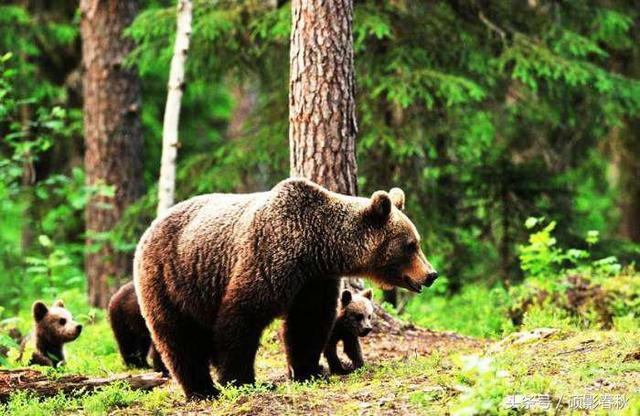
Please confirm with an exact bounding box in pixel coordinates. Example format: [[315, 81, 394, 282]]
[[341, 290, 352, 306], [33, 301, 48, 322], [366, 191, 392, 222], [360, 288, 373, 300], [53, 299, 65, 308], [389, 188, 405, 211]]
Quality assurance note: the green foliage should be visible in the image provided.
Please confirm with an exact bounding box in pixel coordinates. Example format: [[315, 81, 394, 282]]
[[1, 0, 639, 307], [404, 282, 513, 339], [0, 56, 98, 312]]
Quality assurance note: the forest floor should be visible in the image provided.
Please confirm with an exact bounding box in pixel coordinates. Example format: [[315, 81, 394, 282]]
[[2, 318, 640, 415]]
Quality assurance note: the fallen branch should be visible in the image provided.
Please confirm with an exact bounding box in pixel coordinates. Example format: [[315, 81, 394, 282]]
[[0, 369, 168, 402]]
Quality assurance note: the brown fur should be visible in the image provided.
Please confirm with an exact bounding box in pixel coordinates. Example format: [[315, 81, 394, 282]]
[[323, 289, 374, 374], [134, 178, 437, 399], [108, 282, 168, 374], [21, 300, 82, 367]]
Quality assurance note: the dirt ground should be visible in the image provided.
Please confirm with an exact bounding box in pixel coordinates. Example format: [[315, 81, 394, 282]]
[[145, 322, 487, 415]]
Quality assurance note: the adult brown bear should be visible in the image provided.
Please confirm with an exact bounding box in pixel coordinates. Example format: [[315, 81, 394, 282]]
[[134, 178, 437, 398]]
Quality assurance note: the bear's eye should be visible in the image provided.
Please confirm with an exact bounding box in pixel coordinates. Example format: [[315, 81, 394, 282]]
[[58, 318, 66, 326], [404, 241, 418, 254], [356, 314, 364, 321]]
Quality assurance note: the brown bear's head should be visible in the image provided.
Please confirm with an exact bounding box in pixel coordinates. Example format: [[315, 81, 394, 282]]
[[338, 289, 374, 337], [272, 178, 437, 292], [358, 188, 438, 293], [33, 300, 83, 345]]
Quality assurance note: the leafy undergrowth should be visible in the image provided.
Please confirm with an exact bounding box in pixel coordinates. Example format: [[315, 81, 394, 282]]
[[2, 316, 640, 415]]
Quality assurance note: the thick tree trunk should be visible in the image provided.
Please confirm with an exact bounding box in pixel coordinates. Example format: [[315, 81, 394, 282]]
[[289, 0, 360, 290], [157, 0, 193, 216], [289, 0, 358, 196], [80, 0, 144, 308]]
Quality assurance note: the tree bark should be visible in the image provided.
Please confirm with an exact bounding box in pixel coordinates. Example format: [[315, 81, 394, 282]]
[[289, 0, 358, 196], [157, 0, 193, 216], [80, 0, 144, 308]]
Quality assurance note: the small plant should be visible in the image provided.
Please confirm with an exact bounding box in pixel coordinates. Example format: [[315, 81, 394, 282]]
[[450, 355, 512, 416], [510, 218, 633, 329], [518, 217, 621, 286]]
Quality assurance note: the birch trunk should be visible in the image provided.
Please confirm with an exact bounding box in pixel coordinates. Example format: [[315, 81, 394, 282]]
[[157, 0, 193, 216]]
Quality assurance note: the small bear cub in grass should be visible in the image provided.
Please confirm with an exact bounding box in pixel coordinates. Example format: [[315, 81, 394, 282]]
[[323, 289, 374, 374], [21, 300, 82, 367]]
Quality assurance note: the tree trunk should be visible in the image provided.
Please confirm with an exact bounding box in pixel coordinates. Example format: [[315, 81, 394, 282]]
[[157, 0, 193, 216], [289, 0, 360, 290], [80, 0, 144, 308], [289, 0, 358, 196]]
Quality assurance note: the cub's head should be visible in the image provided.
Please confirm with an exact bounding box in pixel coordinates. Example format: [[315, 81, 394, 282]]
[[338, 289, 374, 337], [359, 188, 438, 293], [33, 300, 82, 344]]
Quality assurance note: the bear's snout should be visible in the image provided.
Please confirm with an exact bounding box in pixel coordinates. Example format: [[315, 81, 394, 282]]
[[75, 324, 83, 336], [360, 327, 372, 336], [423, 271, 438, 287]]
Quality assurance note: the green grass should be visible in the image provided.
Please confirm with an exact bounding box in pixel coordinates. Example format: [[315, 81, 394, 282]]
[[3, 309, 640, 414], [402, 281, 515, 339], [2, 280, 640, 414]]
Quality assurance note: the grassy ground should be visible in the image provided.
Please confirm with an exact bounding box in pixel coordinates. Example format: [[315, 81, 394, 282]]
[[2, 308, 640, 415]]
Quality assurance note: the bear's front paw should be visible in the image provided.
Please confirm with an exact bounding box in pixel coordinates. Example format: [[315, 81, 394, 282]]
[[328, 360, 352, 375]]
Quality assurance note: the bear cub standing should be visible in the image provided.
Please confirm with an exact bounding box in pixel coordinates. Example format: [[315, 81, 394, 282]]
[[21, 300, 82, 367], [108, 281, 167, 375], [324, 289, 374, 374]]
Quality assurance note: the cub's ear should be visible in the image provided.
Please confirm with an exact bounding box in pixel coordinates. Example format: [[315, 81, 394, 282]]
[[341, 290, 352, 306], [360, 288, 373, 300], [53, 299, 65, 308], [366, 191, 392, 221], [389, 188, 405, 211], [33, 301, 48, 322]]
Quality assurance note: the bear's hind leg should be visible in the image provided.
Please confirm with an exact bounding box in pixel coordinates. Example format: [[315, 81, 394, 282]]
[[214, 306, 266, 387], [148, 307, 217, 399], [284, 279, 340, 381], [149, 343, 169, 376]]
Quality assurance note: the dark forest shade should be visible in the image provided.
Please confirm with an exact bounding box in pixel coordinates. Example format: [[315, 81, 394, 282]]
[[80, 0, 144, 308]]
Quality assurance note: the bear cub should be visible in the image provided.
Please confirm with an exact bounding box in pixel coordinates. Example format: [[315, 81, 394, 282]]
[[21, 300, 82, 367], [108, 281, 167, 375], [323, 288, 374, 374]]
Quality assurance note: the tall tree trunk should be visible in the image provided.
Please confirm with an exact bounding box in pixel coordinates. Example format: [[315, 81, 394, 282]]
[[80, 0, 144, 308], [157, 0, 193, 216], [289, 0, 360, 290], [289, 0, 358, 196]]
